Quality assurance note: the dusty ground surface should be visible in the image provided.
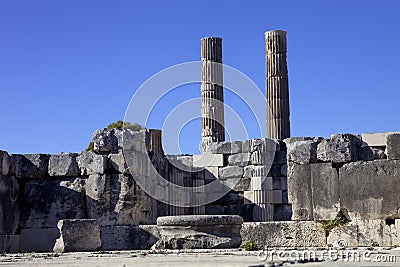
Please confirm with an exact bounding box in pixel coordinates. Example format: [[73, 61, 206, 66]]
[[0, 248, 399, 266]]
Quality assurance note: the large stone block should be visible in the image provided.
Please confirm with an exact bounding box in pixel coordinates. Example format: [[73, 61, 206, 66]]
[[85, 174, 153, 226], [287, 164, 313, 220], [0, 235, 19, 253], [77, 150, 107, 175], [0, 175, 19, 234], [107, 152, 129, 174], [48, 153, 79, 177], [20, 178, 86, 228], [273, 204, 292, 221], [287, 140, 317, 164], [339, 160, 400, 219], [310, 163, 340, 220], [361, 132, 388, 147], [155, 215, 243, 249], [219, 166, 243, 179], [227, 153, 250, 166], [193, 152, 224, 167], [386, 133, 400, 160], [317, 134, 361, 163], [206, 141, 241, 154], [100, 225, 160, 250], [92, 128, 124, 154], [357, 146, 386, 161], [53, 219, 101, 253], [241, 221, 325, 247], [0, 150, 12, 176], [12, 154, 49, 179], [19, 228, 60, 252]]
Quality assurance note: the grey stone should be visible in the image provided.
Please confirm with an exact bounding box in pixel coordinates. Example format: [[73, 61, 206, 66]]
[[219, 166, 243, 179], [287, 140, 317, 164], [227, 153, 250, 166], [287, 164, 313, 220], [19, 228, 60, 252], [223, 177, 250, 191], [0, 175, 19, 234], [12, 154, 49, 178], [283, 137, 315, 146], [107, 153, 129, 174], [317, 134, 361, 163], [0, 235, 19, 253], [273, 150, 287, 165], [155, 215, 243, 249], [0, 150, 12, 176], [326, 223, 359, 247], [77, 150, 107, 175], [53, 219, 101, 253], [48, 153, 79, 177], [100, 225, 160, 250], [85, 174, 154, 226], [357, 146, 386, 161], [241, 140, 251, 153], [193, 153, 224, 167], [241, 221, 325, 247], [387, 133, 400, 160], [362, 132, 388, 147], [280, 164, 288, 176], [243, 165, 267, 178], [273, 204, 293, 221], [339, 160, 400, 219], [92, 128, 123, 154], [207, 141, 241, 154], [20, 178, 86, 228], [310, 163, 340, 220]]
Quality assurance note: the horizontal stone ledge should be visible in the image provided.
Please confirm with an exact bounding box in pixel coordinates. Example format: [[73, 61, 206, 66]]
[[157, 215, 244, 226]]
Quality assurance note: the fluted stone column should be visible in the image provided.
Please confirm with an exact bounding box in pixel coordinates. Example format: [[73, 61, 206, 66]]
[[265, 30, 291, 139], [201, 37, 225, 152]]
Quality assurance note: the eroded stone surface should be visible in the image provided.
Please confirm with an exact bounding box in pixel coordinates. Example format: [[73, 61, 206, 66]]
[[0, 150, 12, 176], [287, 164, 313, 220], [48, 153, 79, 177], [53, 219, 101, 253], [287, 140, 317, 164], [12, 154, 49, 179], [0, 175, 19, 234], [77, 151, 107, 175], [155, 215, 243, 249], [241, 221, 325, 247], [387, 133, 400, 160]]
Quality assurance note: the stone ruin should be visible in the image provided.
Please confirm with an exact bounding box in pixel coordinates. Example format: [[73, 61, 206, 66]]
[[1, 30, 400, 253]]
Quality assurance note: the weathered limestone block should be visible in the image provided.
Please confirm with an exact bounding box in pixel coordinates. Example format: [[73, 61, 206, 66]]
[[219, 166, 243, 179], [85, 174, 153, 226], [228, 153, 250, 166], [0, 175, 19, 234], [287, 140, 317, 164], [356, 219, 392, 247], [77, 150, 107, 175], [0, 150, 12, 176], [241, 221, 325, 247], [317, 134, 361, 163], [207, 141, 241, 154], [310, 163, 340, 220], [48, 153, 79, 177], [193, 152, 223, 167], [53, 219, 101, 253], [19, 228, 60, 252], [92, 128, 123, 154], [155, 215, 243, 249], [100, 225, 160, 250], [339, 160, 400, 220], [107, 153, 129, 174], [20, 178, 86, 228], [12, 154, 49, 178], [287, 164, 313, 220], [386, 133, 400, 160], [223, 177, 250, 191]]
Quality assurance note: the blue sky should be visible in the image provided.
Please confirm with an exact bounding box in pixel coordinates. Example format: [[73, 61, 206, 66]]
[[1, 0, 399, 154]]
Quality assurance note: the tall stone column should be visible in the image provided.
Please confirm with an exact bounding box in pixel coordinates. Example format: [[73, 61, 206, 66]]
[[265, 30, 291, 140], [201, 37, 225, 152]]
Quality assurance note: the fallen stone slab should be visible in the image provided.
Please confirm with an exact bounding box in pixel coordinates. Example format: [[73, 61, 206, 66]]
[[53, 219, 101, 253], [155, 215, 244, 249], [100, 225, 160, 250], [240, 221, 326, 248]]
